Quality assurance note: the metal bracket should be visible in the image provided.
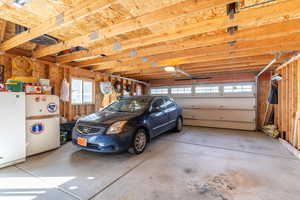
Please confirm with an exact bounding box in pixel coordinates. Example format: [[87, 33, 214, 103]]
[[142, 57, 148, 63], [130, 49, 138, 57], [113, 42, 122, 51], [89, 31, 99, 40], [228, 40, 237, 46], [227, 2, 238, 19], [151, 62, 158, 67], [227, 26, 238, 35], [56, 13, 64, 25]]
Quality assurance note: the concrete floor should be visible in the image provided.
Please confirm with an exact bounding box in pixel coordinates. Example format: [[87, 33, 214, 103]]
[[1, 126, 300, 200]]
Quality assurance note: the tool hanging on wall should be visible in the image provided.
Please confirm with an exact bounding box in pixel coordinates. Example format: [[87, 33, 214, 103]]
[[113, 80, 122, 93]]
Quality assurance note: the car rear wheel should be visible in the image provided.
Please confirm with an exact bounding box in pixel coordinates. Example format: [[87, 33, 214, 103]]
[[174, 117, 183, 132], [132, 129, 147, 154]]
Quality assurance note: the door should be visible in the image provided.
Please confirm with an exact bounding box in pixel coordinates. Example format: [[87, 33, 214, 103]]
[[26, 117, 60, 156], [148, 97, 169, 136], [150, 83, 256, 131]]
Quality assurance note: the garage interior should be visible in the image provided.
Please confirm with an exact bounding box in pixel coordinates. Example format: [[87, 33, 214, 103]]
[[1, 0, 300, 199]]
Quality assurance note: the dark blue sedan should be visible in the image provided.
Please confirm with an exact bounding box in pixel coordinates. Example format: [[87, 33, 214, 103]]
[[72, 96, 183, 154]]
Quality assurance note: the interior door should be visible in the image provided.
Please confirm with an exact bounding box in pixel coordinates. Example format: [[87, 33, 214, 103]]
[[148, 98, 169, 136]]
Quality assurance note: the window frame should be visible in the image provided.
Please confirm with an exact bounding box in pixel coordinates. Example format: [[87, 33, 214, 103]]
[[71, 77, 95, 105]]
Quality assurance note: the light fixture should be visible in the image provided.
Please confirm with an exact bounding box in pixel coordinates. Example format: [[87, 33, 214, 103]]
[[164, 66, 176, 72], [13, 0, 28, 8]]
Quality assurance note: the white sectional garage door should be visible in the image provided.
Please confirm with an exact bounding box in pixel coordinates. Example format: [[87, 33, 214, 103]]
[[150, 82, 256, 131]]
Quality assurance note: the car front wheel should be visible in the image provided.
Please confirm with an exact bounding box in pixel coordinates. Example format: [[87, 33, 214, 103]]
[[132, 129, 147, 154], [174, 117, 183, 132]]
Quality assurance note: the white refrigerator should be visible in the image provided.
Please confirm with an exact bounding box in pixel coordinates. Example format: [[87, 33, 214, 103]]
[[26, 95, 60, 156], [0, 92, 26, 168]]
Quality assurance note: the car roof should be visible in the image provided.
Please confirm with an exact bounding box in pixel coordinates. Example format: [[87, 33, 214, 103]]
[[118, 95, 168, 100]]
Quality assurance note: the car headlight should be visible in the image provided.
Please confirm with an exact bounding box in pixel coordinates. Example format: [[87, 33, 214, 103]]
[[106, 121, 127, 134]]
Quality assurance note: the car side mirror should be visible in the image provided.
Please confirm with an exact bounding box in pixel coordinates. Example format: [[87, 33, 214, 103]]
[[151, 106, 161, 113]]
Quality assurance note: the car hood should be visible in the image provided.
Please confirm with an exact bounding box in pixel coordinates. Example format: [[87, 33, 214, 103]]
[[77, 110, 141, 126]]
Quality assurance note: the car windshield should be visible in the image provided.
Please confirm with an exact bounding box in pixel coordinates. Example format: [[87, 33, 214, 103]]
[[105, 98, 151, 113]]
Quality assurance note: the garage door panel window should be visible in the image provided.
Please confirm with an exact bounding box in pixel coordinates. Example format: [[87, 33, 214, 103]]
[[195, 86, 219, 94], [72, 79, 94, 104], [171, 87, 192, 94], [150, 88, 168, 95], [224, 85, 253, 93]]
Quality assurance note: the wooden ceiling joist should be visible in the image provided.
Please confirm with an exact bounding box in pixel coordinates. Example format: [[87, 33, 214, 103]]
[[57, 0, 300, 64], [93, 33, 300, 72], [32, 0, 236, 59], [122, 58, 286, 76], [103, 39, 300, 73], [132, 66, 268, 80], [73, 18, 300, 67], [0, 0, 115, 51], [0, 18, 6, 42]]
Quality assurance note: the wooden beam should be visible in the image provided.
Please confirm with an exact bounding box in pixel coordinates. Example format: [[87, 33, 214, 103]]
[[127, 64, 271, 78], [72, 19, 300, 67], [57, 0, 300, 63], [122, 57, 282, 75], [0, 0, 115, 51], [96, 34, 300, 72], [33, 0, 235, 58], [0, 19, 7, 42], [134, 67, 264, 80]]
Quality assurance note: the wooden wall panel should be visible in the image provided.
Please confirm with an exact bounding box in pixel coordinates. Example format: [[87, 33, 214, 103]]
[[0, 53, 146, 122], [257, 72, 271, 129], [276, 59, 300, 150]]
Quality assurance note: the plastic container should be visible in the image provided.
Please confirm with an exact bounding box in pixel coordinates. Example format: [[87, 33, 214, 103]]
[[6, 81, 24, 92]]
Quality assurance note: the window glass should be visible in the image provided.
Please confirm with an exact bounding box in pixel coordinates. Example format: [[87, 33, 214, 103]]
[[224, 85, 253, 93], [195, 86, 219, 94], [170, 87, 192, 94], [71, 79, 83, 104], [83, 81, 93, 103], [152, 98, 164, 108], [162, 97, 174, 108], [150, 88, 168, 95], [106, 98, 150, 113], [72, 79, 94, 104]]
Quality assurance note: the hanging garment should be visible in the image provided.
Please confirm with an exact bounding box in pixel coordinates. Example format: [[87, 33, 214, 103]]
[[60, 79, 70, 102], [268, 83, 278, 104]]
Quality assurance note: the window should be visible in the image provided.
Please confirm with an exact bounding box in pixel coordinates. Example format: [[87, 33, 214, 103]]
[[171, 87, 192, 94], [150, 88, 168, 95], [71, 79, 94, 104], [152, 98, 165, 109], [106, 98, 150, 113], [224, 84, 253, 93], [195, 86, 219, 94]]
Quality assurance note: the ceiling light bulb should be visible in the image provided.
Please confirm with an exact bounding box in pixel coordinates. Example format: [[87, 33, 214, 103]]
[[164, 66, 176, 72]]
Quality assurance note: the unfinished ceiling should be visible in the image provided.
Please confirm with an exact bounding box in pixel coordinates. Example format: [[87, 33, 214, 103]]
[[0, 0, 300, 80]]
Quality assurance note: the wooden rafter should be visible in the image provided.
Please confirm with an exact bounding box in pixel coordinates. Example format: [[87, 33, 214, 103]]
[[57, 0, 300, 64], [0, 0, 116, 51], [0, 18, 6, 42], [122, 58, 287, 76], [132, 66, 268, 81], [93, 33, 300, 72], [32, 0, 236, 58], [72, 19, 300, 67]]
